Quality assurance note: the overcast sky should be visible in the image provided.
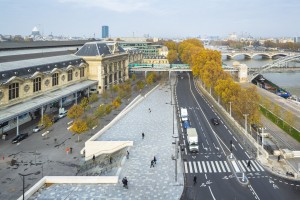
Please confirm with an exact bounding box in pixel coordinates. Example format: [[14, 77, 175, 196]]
[[1, 0, 299, 38]]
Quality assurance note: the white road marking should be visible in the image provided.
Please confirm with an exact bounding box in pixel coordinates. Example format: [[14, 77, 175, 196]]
[[208, 186, 216, 200], [197, 161, 202, 173], [184, 162, 188, 173], [233, 136, 237, 142], [67, 125, 72, 130], [255, 161, 265, 171], [224, 125, 228, 129], [185, 148, 187, 155], [245, 152, 250, 159], [193, 162, 198, 173], [189, 161, 193, 173], [238, 143, 244, 150], [67, 120, 73, 125], [215, 161, 221, 173], [232, 160, 241, 173], [202, 161, 207, 173], [224, 161, 231, 172], [238, 160, 246, 172], [219, 161, 226, 172], [251, 161, 260, 171], [211, 161, 217, 173], [206, 161, 212, 173], [228, 130, 232, 135], [205, 174, 207, 179], [242, 160, 250, 172]]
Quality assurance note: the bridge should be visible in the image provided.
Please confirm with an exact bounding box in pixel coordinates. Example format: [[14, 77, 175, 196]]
[[222, 51, 299, 60], [249, 54, 300, 81]]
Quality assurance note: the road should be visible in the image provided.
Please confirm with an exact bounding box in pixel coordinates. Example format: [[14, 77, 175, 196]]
[[175, 72, 300, 200]]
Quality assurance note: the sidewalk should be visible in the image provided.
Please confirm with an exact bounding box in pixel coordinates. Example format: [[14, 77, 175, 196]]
[[30, 78, 184, 199]]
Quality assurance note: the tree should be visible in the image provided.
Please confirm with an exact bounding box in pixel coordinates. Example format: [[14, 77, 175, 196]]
[[146, 72, 157, 85], [94, 104, 106, 118], [80, 97, 89, 110], [102, 90, 110, 103], [40, 114, 53, 130], [131, 74, 136, 81], [167, 49, 178, 64], [70, 119, 88, 142], [88, 93, 99, 103], [261, 97, 272, 116], [67, 104, 84, 119], [164, 40, 177, 51], [136, 80, 145, 91], [112, 97, 122, 109], [84, 115, 98, 130], [105, 104, 112, 115], [284, 111, 295, 132]]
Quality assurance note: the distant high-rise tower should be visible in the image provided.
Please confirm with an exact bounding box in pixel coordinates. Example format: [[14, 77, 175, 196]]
[[102, 26, 109, 38]]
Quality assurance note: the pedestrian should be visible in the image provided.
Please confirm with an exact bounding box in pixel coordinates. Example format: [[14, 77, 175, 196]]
[[193, 175, 197, 185], [150, 160, 155, 168], [70, 147, 73, 154], [153, 156, 157, 164], [149, 108, 151, 113], [124, 177, 128, 189], [109, 156, 112, 164], [247, 160, 251, 169], [92, 154, 95, 163], [142, 132, 145, 139], [126, 151, 129, 159], [278, 155, 280, 162]]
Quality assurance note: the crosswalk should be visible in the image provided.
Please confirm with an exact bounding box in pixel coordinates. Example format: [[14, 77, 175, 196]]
[[184, 160, 264, 174]]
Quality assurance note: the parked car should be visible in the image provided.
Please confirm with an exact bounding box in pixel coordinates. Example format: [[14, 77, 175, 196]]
[[52, 116, 60, 123], [58, 110, 68, 119], [33, 125, 44, 133], [211, 118, 219, 125], [11, 133, 28, 144]]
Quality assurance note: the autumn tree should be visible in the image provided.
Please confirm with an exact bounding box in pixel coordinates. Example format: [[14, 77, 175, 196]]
[[273, 104, 281, 124], [101, 90, 110, 103], [88, 93, 99, 103], [136, 80, 145, 91], [67, 104, 84, 119], [83, 115, 98, 130], [164, 40, 177, 51], [284, 111, 295, 132], [112, 96, 122, 109], [70, 119, 88, 142], [80, 97, 89, 110], [167, 49, 178, 64], [105, 104, 112, 115], [94, 104, 106, 118], [40, 114, 53, 130], [131, 74, 136, 81]]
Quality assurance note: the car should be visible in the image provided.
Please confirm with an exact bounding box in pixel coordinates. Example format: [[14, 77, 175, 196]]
[[211, 118, 219, 125], [58, 110, 68, 119], [11, 133, 28, 144], [183, 120, 190, 129], [52, 116, 60, 123], [33, 125, 44, 133]]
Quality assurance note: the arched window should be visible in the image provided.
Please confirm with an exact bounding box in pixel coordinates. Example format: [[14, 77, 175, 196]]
[[80, 68, 85, 77], [33, 77, 41, 92], [68, 70, 73, 81], [52, 73, 59, 86], [9, 82, 19, 100]]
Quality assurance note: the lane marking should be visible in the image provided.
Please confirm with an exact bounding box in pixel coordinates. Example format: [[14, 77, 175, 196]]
[[232, 160, 241, 173], [185, 148, 187, 155], [241, 160, 250, 172], [228, 130, 232, 135], [238, 143, 244, 150], [210, 161, 217, 173], [224, 125, 228, 129], [205, 174, 207, 179], [254, 161, 264, 171], [251, 161, 260, 171], [206, 161, 212, 173], [238, 160, 246, 172], [208, 186, 216, 200], [219, 161, 226, 172], [233, 136, 237, 142], [245, 152, 250, 159]]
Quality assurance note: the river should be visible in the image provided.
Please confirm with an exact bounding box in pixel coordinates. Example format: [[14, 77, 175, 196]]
[[223, 57, 300, 97]]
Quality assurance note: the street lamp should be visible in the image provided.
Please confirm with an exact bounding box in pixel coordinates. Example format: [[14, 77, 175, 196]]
[[172, 135, 179, 182], [19, 172, 40, 200]]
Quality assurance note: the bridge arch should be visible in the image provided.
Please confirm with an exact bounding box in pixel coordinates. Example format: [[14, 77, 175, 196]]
[[222, 54, 232, 60], [251, 53, 271, 59], [271, 53, 287, 60], [232, 53, 251, 60]]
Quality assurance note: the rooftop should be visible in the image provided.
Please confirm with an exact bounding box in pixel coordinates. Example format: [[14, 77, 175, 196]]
[[75, 42, 125, 57]]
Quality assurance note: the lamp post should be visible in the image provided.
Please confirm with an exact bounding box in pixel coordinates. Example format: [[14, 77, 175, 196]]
[[19, 172, 40, 200], [172, 135, 179, 182]]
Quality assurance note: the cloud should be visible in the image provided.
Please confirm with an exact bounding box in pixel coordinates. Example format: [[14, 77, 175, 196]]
[[59, 0, 154, 12]]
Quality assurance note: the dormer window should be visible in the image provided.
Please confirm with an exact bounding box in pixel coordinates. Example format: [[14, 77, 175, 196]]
[[68, 70, 73, 81], [9, 83, 19, 100]]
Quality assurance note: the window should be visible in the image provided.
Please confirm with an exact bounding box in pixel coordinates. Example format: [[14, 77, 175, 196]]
[[68, 70, 73, 81], [52, 73, 59, 86], [9, 82, 19, 100], [33, 77, 41, 92], [80, 68, 85, 77]]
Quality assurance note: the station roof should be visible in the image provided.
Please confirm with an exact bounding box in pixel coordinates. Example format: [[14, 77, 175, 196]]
[[75, 42, 125, 57], [0, 80, 98, 123]]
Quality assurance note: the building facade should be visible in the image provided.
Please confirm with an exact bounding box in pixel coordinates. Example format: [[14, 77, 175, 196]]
[[119, 42, 162, 56], [143, 55, 169, 64], [102, 26, 109, 38]]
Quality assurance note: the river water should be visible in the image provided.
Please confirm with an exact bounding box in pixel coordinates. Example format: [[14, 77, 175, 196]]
[[223, 58, 300, 97]]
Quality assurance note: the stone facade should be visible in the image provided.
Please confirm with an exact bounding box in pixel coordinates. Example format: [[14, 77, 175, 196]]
[[143, 56, 169, 64]]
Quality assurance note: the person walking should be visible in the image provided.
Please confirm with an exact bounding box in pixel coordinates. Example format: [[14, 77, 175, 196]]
[[142, 132, 145, 139], [247, 160, 251, 169], [150, 160, 155, 168], [153, 156, 157, 165], [92, 155, 95, 163], [126, 151, 129, 159], [122, 177, 128, 189], [109, 156, 112, 164], [193, 175, 197, 185]]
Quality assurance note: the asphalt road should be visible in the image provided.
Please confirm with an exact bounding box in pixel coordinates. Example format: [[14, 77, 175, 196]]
[[175, 72, 300, 200]]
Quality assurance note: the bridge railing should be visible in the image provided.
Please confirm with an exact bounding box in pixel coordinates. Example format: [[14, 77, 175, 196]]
[[128, 63, 190, 69]]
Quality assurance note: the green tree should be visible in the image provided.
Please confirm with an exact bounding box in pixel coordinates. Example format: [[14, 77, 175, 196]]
[[67, 104, 84, 119], [88, 93, 99, 103], [70, 119, 88, 142], [80, 97, 89, 110]]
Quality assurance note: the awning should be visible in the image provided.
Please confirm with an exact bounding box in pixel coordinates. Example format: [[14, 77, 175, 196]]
[[0, 80, 98, 123]]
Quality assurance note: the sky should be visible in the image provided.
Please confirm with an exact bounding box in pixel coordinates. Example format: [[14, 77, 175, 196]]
[[0, 0, 299, 38]]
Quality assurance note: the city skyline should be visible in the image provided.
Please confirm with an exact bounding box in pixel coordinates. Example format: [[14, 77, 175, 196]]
[[1, 0, 300, 38]]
